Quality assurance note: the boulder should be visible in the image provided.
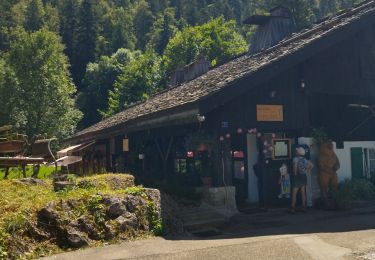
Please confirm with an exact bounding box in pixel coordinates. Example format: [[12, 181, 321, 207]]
[[104, 223, 117, 240], [107, 202, 128, 219], [65, 229, 89, 248], [78, 217, 101, 240], [116, 212, 138, 232], [125, 195, 147, 213], [37, 203, 61, 227], [17, 178, 46, 186], [102, 196, 122, 206], [27, 222, 50, 241]]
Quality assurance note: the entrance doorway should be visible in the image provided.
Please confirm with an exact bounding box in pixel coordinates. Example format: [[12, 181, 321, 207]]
[[247, 134, 259, 203]]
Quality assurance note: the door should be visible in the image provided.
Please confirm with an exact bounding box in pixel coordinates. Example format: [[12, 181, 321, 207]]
[[351, 147, 364, 179], [247, 134, 259, 203]]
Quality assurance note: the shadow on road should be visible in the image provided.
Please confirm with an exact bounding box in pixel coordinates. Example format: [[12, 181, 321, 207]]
[[163, 206, 375, 242]]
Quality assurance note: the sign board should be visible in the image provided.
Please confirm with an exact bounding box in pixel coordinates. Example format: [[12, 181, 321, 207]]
[[122, 139, 129, 152], [272, 139, 292, 160], [256, 105, 284, 122]]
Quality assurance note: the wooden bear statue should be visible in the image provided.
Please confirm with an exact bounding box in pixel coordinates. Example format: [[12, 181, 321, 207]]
[[318, 141, 340, 200]]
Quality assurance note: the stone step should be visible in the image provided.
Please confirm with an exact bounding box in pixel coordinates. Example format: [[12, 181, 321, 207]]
[[179, 206, 229, 232], [183, 217, 227, 231]]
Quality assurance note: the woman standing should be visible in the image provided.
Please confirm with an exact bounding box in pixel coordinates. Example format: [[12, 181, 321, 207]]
[[291, 146, 314, 212]]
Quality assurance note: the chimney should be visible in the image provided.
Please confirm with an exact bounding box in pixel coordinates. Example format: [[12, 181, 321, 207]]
[[244, 6, 296, 54], [168, 55, 211, 87]]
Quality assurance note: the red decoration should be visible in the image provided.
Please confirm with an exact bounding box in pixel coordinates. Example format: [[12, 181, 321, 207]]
[[187, 151, 194, 158], [233, 151, 245, 158]]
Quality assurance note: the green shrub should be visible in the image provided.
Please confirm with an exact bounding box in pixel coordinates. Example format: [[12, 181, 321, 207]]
[[125, 186, 146, 197], [335, 179, 375, 201], [147, 201, 163, 236], [349, 179, 375, 200]]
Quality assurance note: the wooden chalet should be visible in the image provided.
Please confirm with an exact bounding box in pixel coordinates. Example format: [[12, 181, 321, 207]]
[[66, 1, 375, 207]]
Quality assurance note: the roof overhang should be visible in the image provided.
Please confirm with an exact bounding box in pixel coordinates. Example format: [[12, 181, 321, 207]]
[[67, 107, 200, 144], [57, 141, 95, 158]]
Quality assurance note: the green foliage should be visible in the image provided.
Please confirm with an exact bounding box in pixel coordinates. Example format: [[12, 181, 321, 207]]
[[346, 179, 375, 200], [163, 16, 248, 74], [105, 50, 163, 116], [24, 0, 45, 32], [0, 165, 59, 180], [147, 201, 163, 236], [125, 186, 146, 197], [2, 28, 82, 141], [78, 48, 141, 126], [147, 7, 179, 54], [311, 127, 329, 146], [3, 213, 27, 234], [87, 194, 106, 225], [334, 178, 375, 204]]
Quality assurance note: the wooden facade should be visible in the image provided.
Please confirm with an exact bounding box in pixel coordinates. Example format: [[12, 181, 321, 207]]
[[67, 2, 375, 205]]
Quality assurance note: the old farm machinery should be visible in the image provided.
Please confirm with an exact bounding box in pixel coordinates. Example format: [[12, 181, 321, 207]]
[[0, 125, 57, 179]]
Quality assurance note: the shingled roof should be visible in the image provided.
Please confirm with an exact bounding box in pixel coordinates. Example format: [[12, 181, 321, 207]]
[[70, 0, 375, 142]]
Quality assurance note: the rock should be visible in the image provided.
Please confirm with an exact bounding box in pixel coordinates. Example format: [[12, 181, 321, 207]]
[[125, 195, 147, 213], [104, 223, 117, 239], [52, 174, 69, 182], [115, 212, 138, 232], [53, 181, 75, 192], [37, 203, 61, 227], [145, 189, 161, 214], [65, 229, 89, 248], [17, 178, 46, 186], [107, 202, 127, 219], [27, 222, 50, 241], [102, 196, 122, 206], [78, 217, 101, 240]]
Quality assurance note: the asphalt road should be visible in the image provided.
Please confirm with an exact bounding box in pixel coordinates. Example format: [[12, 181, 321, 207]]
[[43, 209, 375, 260]]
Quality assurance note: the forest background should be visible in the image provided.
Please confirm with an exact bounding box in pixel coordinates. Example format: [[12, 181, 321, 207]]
[[0, 0, 364, 142]]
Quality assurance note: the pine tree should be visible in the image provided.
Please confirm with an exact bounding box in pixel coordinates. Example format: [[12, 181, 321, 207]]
[[24, 0, 45, 32], [74, 0, 97, 86], [133, 1, 154, 50], [59, 0, 78, 66]]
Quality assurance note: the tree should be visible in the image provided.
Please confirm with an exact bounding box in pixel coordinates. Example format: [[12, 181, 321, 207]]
[[163, 17, 248, 74], [0, 57, 18, 126], [101, 7, 136, 54], [148, 7, 178, 54], [105, 50, 163, 117], [24, 0, 45, 32], [4, 28, 82, 140], [133, 1, 154, 50], [78, 48, 141, 127], [73, 0, 98, 86], [58, 0, 79, 67]]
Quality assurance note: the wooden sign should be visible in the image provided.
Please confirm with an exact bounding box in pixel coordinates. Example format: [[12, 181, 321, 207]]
[[122, 139, 129, 152], [256, 105, 284, 122]]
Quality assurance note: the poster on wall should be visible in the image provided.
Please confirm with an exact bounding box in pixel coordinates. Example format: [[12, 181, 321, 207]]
[[272, 139, 292, 160]]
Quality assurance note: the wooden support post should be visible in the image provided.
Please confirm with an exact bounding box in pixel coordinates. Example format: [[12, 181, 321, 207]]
[[32, 164, 40, 178], [4, 167, 9, 179], [154, 136, 174, 178], [21, 165, 26, 178]]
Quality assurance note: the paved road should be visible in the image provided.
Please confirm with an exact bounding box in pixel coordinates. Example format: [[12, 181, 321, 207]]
[[43, 209, 375, 260]]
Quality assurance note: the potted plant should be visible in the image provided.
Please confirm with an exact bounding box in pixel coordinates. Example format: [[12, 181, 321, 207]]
[[333, 181, 352, 210]]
